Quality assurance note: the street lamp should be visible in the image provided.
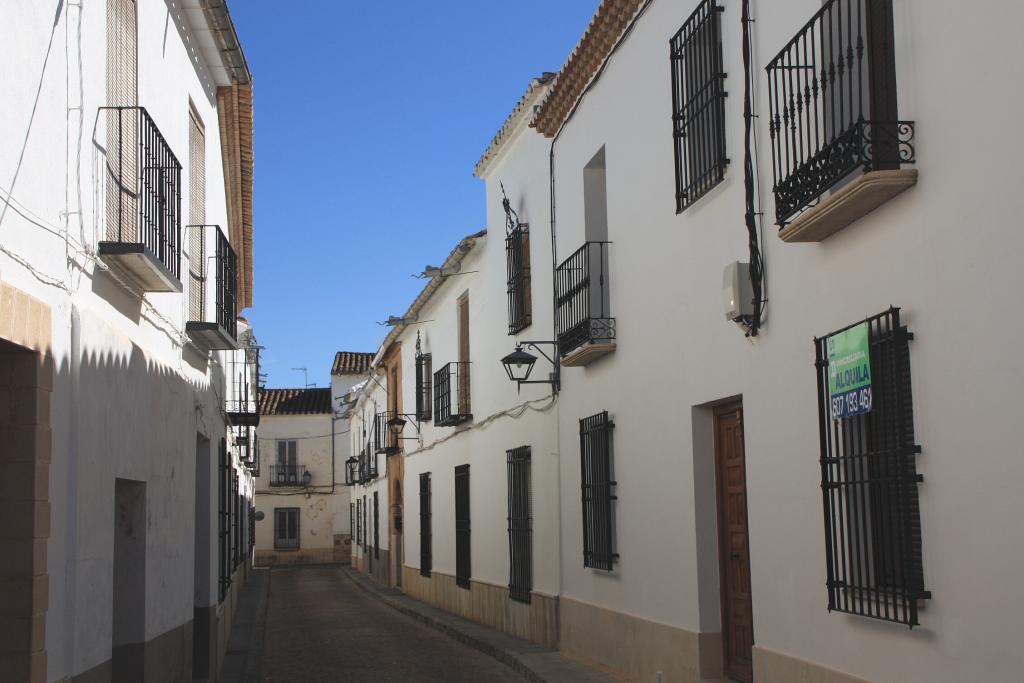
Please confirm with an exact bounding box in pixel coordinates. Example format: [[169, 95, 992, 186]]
[[386, 415, 408, 438], [345, 457, 357, 486], [302, 469, 312, 489], [500, 341, 559, 393]]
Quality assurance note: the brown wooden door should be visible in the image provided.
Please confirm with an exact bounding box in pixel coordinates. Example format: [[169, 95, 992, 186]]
[[714, 403, 753, 683]]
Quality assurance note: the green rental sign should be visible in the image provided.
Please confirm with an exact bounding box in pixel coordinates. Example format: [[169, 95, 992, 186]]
[[827, 322, 872, 419]]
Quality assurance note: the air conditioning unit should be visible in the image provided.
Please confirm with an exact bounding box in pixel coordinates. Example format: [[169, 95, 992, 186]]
[[722, 261, 753, 322]]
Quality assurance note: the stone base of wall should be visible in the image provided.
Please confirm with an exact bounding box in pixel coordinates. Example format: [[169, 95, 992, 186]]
[[72, 620, 193, 683], [753, 645, 873, 683], [333, 534, 352, 564], [559, 596, 722, 683], [255, 548, 338, 566], [402, 567, 559, 649]]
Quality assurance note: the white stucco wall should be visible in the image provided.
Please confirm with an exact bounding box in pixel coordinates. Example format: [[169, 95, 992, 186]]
[[0, 1, 254, 680]]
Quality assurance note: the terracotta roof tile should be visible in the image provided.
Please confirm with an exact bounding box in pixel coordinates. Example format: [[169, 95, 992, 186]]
[[474, 73, 556, 178], [533, 0, 646, 137], [259, 388, 332, 416], [331, 351, 375, 376]]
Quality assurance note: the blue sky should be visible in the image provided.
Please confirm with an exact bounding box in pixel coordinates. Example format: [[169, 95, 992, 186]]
[[229, 1, 599, 388]]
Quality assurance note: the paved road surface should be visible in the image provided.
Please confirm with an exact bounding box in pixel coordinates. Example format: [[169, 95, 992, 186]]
[[260, 565, 527, 683]]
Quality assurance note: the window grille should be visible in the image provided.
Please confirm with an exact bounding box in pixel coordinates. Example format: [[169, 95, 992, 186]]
[[218, 439, 230, 601], [356, 499, 363, 547], [363, 495, 368, 551], [670, 0, 728, 213], [373, 492, 380, 560], [580, 412, 617, 570], [249, 504, 255, 556], [274, 508, 299, 550], [232, 472, 240, 569], [350, 503, 355, 542], [555, 242, 615, 357], [419, 473, 432, 577], [507, 447, 532, 603], [416, 353, 432, 421], [506, 225, 532, 335], [455, 465, 471, 589], [433, 362, 472, 427], [814, 307, 929, 627]]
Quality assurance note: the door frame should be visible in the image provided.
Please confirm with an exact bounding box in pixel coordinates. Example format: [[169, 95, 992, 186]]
[[713, 401, 753, 683]]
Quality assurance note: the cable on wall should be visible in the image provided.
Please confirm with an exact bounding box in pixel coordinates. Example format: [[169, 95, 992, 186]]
[[742, 0, 767, 335]]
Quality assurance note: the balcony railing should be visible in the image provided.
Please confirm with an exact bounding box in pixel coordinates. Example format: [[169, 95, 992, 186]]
[[766, 0, 914, 226], [97, 106, 183, 291], [359, 445, 379, 483], [186, 225, 238, 350], [555, 242, 615, 360], [226, 344, 260, 427], [433, 362, 472, 427], [269, 465, 307, 487]]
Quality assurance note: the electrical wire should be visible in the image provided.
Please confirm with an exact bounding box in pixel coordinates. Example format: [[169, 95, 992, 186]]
[[742, 0, 767, 336]]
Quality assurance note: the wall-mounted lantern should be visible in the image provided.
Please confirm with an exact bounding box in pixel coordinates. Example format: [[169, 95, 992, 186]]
[[302, 469, 312, 489], [500, 341, 560, 393], [345, 456, 358, 486]]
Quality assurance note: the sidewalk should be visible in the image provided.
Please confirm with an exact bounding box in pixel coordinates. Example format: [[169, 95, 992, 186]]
[[342, 567, 622, 683], [218, 567, 270, 683]]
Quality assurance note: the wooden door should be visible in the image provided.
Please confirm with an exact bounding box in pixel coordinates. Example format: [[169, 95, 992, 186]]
[[714, 404, 753, 683]]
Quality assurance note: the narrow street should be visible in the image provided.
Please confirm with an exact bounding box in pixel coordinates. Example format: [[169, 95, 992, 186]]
[[259, 566, 529, 683]]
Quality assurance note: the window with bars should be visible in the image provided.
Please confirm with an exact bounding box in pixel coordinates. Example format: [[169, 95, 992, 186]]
[[814, 307, 929, 627], [420, 473, 432, 577], [274, 508, 299, 550], [232, 472, 241, 569], [455, 465, 471, 589], [580, 412, 618, 570], [363, 495, 368, 551], [506, 225, 532, 335], [218, 439, 230, 601], [350, 502, 355, 540], [507, 447, 532, 603], [670, 0, 728, 213], [356, 499, 363, 547], [373, 492, 380, 560], [416, 353, 432, 421]]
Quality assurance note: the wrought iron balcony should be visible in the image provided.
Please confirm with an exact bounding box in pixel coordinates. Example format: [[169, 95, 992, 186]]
[[269, 465, 308, 487], [226, 344, 260, 427], [358, 445, 379, 483], [97, 106, 183, 292], [433, 362, 472, 427], [766, 0, 915, 231], [186, 225, 238, 351], [555, 242, 615, 366]]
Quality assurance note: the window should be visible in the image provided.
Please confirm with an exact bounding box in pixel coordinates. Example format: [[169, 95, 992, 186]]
[[350, 502, 355, 540], [506, 225, 532, 335], [454, 465, 471, 589], [580, 411, 617, 570], [363, 495, 368, 551], [373, 491, 380, 560], [356, 499, 363, 547], [274, 508, 300, 550], [187, 110, 206, 324], [815, 307, 929, 627], [415, 352, 432, 421], [419, 473, 432, 577], [232, 472, 240, 569], [458, 294, 471, 416], [670, 0, 728, 213], [217, 439, 230, 601], [274, 440, 299, 485], [507, 447, 532, 603]]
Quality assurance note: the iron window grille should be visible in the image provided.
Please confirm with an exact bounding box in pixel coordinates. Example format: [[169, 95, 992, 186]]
[[433, 362, 472, 427], [580, 412, 618, 570], [507, 447, 532, 603], [269, 464, 307, 487], [455, 465, 471, 589], [766, 0, 915, 227], [814, 307, 928, 627], [274, 508, 300, 550], [374, 411, 399, 455], [506, 225, 533, 335], [670, 0, 728, 213], [419, 473, 432, 577], [415, 352, 433, 421], [350, 503, 355, 542], [99, 106, 183, 280], [249, 504, 255, 556], [373, 492, 380, 560], [362, 496, 368, 551], [232, 472, 240, 569], [358, 443, 378, 483], [226, 343, 261, 427], [555, 242, 615, 358], [217, 439, 230, 601], [356, 499, 363, 547]]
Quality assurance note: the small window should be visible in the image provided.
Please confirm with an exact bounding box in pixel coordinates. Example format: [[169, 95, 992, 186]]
[[455, 465, 471, 589], [416, 352, 433, 421], [814, 307, 929, 627], [419, 473, 432, 577], [670, 0, 728, 212], [580, 411, 617, 570], [507, 447, 532, 603], [274, 508, 299, 550]]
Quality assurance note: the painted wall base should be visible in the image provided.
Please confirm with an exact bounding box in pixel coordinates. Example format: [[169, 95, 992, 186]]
[[402, 567, 559, 649], [753, 645, 873, 683], [559, 596, 722, 683], [71, 619, 192, 683], [256, 548, 339, 566]]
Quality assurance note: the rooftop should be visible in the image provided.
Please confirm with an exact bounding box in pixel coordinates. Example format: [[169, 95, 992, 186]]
[[332, 351, 375, 376], [259, 388, 333, 416]]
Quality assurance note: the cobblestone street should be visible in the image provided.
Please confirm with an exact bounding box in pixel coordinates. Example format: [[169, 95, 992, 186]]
[[259, 566, 528, 683]]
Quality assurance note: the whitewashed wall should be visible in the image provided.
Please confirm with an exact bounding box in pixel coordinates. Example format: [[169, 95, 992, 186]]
[[0, 1, 252, 680], [509, 0, 1024, 681]]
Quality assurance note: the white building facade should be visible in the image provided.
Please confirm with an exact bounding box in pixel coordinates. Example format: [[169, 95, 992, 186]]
[[344, 1, 1024, 682], [0, 1, 258, 681]]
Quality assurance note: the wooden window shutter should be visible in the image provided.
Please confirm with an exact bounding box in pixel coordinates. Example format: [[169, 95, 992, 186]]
[[458, 294, 471, 415], [105, 0, 138, 242], [188, 111, 206, 321]]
